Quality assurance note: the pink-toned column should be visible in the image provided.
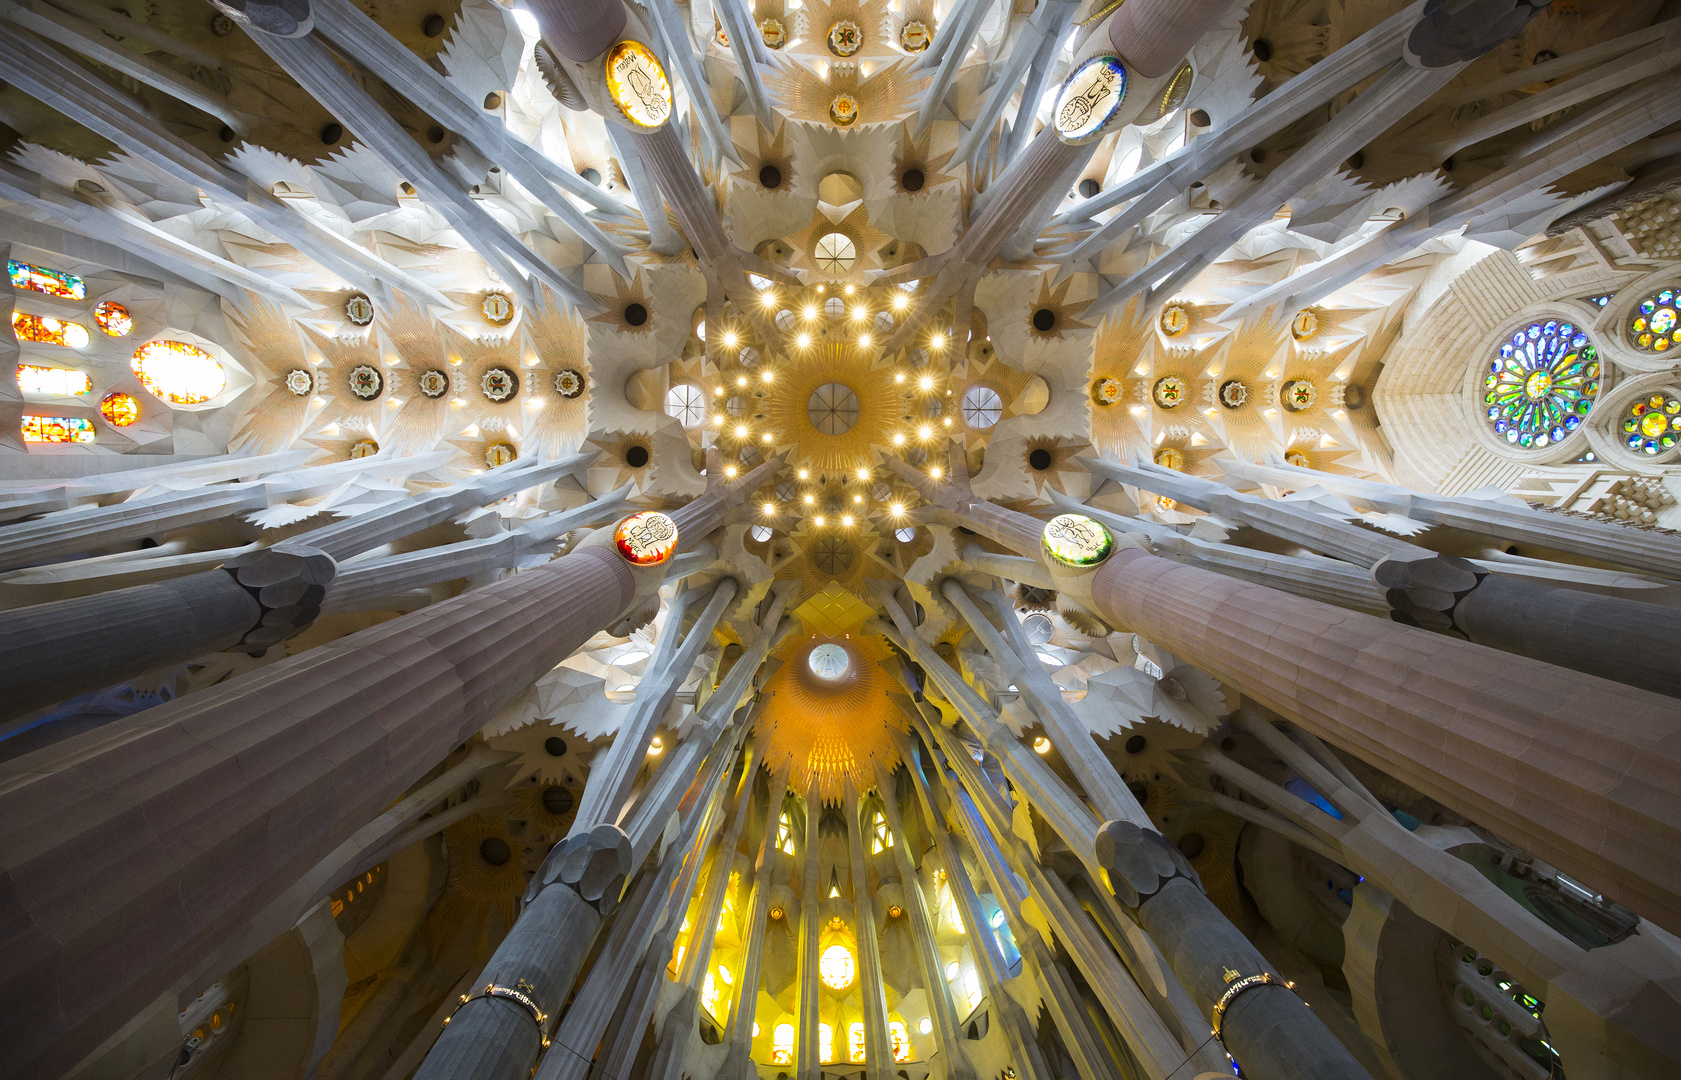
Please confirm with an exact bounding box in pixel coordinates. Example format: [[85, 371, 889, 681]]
[[1087, 548, 1681, 936]]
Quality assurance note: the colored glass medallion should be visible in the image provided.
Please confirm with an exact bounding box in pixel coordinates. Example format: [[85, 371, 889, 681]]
[[1152, 375, 1185, 409], [604, 40, 672, 128], [285, 369, 313, 396], [480, 366, 518, 402], [1629, 288, 1680, 353], [95, 301, 132, 337], [1055, 55, 1127, 142], [22, 415, 94, 443], [348, 364, 383, 399], [417, 369, 450, 398], [13, 311, 89, 349], [1042, 513, 1114, 568], [1621, 393, 1681, 455], [9, 259, 84, 299], [614, 511, 678, 566], [100, 391, 139, 426], [132, 340, 226, 404], [1484, 319, 1598, 448]]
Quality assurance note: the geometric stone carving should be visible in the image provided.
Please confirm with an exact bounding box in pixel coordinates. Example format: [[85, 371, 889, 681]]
[[222, 545, 337, 651], [1093, 819, 1202, 908], [537, 823, 633, 915]]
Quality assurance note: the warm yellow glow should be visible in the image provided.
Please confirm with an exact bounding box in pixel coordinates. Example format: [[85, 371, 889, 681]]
[[815, 515, 826, 526], [819, 1023, 835, 1064], [762, 432, 774, 443], [725, 465, 739, 478], [804, 305, 817, 320], [648, 737, 663, 754], [853, 494, 862, 504], [893, 433, 906, 446], [945, 961, 960, 981], [703, 972, 720, 1016], [889, 503, 903, 515], [858, 334, 871, 347], [856, 467, 869, 480], [891, 293, 908, 311], [841, 514, 854, 526], [851, 305, 867, 321], [797, 333, 811, 348], [762, 503, 776, 515], [753, 1022, 760, 1038], [820, 944, 856, 989], [930, 333, 946, 348], [843, 283, 855, 295], [849, 1021, 866, 1063], [735, 424, 749, 438], [772, 1023, 794, 1064], [718, 965, 733, 984], [1034, 736, 1051, 754], [714, 386, 725, 396], [804, 493, 815, 505], [919, 375, 934, 390], [722, 331, 738, 347], [798, 469, 810, 480], [918, 424, 932, 439], [890, 1020, 911, 1062], [965, 970, 982, 1010], [737, 375, 748, 386], [894, 371, 906, 383], [761, 292, 777, 308], [762, 369, 774, 382], [929, 466, 943, 479]]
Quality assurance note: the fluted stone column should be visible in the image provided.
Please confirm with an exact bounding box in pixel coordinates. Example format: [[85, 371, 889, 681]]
[[1085, 547, 1681, 936], [717, 783, 787, 1077], [0, 457, 779, 1080], [844, 785, 892, 1080], [1095, 459, 1681, 695], [795, 782, 823, 1079]]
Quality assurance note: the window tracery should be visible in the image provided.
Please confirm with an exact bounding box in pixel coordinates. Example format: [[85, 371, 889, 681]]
[[1483, 319, 1598, 448]]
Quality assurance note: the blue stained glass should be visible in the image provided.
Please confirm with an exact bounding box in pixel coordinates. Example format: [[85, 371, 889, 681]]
[[1482, 320, 1599, 448]]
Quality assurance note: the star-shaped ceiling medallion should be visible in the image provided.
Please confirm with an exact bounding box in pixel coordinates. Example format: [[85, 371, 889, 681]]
[[1026, 275, 1095, 341], [1020, 435, 1093, 496], [588, 275, 657, 336]]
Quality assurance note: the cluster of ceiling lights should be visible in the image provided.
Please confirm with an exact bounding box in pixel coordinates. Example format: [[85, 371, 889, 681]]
[[687, 282, 958, 534]]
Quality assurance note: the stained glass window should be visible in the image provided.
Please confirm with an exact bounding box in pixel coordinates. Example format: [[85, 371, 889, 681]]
[[1621, 393, 1680, 455], [12, 311, 90, 349], [871, 812, 892, 854], [1484, 320, 1598, 448], [9, 260, 84, 299], [778, 811, 794, 855], [889, 1021, 911, 1061], [819, 944, 855, 989], [818, 1023, 834, 1064], [132, 340, 226, 404], [848, 1022, 866, 1063], [771, 1023, 794, 1064], [100, 392, 139, 427], [17, 364, 91, 396], [95, 301, 132, 337], [22, 416, 95, 443], [1629, 288, 1680, 353]]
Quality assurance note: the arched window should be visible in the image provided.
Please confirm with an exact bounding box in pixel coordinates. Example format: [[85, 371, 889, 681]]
[[818, 1023, 834, 1063], [771, 1023, 794, 1064], [871, 812, 893, 854], [777, 811, 795, 855], [1483, 319, 1598, 448], [848, 1022, 866, 1063]]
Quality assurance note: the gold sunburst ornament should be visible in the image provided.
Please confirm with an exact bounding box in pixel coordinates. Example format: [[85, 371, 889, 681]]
[[604, 40, 672, 129], [830, 92, 860, 126]]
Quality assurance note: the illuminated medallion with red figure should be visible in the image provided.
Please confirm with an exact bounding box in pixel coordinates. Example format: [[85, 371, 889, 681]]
[[614, 511, 678, 566]]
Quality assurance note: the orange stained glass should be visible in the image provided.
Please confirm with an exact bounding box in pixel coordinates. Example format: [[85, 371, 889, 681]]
[[9, 259, 84, 299], [100, 392, 139, 427], [132, 340, 225, 404], [12, 311, 90, 349], [17, 364, 91, 396], [22, 415, 95, 443], [95, 301, 133, 337]]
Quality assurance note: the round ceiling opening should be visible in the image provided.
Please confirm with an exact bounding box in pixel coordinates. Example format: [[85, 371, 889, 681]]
[[808, 643, 851, 681], [808, 383, 860, 434]]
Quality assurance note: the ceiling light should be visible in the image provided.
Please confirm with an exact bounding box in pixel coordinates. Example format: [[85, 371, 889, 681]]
[[713, 386, 725, 396], [648, 737, 663, 754], [762, 369, 774, 382], [723, 331, 738, 347], [842, 514, 853, 526], [735, 424, 749, 438], [929, 466, 943, 479], [762, 503, 775, 514], [858, 334, 871, 347], [893, 433, 906, 446], [919, 424, 932, 439], [891, 294, 908, 311], [851, 306, 866, 320], [843, 284, 855, 295], [797, 333, 811, 347], [804, 493, 815, 504], [889, 503, 903, 515], [856, 467, 869, 479], [737, 375, 748, 387], [1034, 737, 1051, 754], [919, 375, 934, 390], [798, 469, 809, 479], [930, 333, 946, 349], [853, 494, 862, 503], [804, 305, 817, 320], [761, 432, 773, 443], [815, 515, 826, 526], [725, 465, 738, 477], [895, 372, 905, 383]]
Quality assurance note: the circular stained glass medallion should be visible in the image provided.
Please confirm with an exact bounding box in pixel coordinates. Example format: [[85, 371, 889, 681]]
[[1160, 304, 1188, 336], [1093, 377, 1122, 405], [1621, 393, 1681, 455], [604, 40, 672, 128], [1291, 309, 1318, 340], [761, 18, 784, 48], [1484, 319, 1599, 449], [1219, 380, 1249, 409], [349, 439, 379, 458], [902, 20, 930, 52], [1629, 288, 1680, 353], [485, 441, 517, 467], [1283, 379, 1317, 411], [94, 301, 132, 337], [285, 368, 313, 397], [345, 294, 374, 326], [1042, 513, 1114, 568], [1054, 55, 1127, 143], [614, 511, 678, 566], [555, 368, 584, 398], [99, 391, 138, 427]]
